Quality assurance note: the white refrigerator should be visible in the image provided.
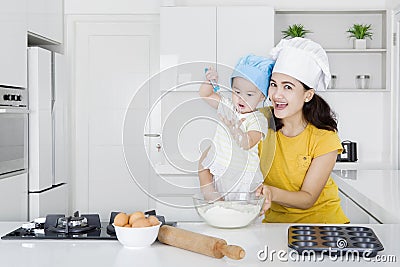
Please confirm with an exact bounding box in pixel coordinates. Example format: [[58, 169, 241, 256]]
[[28, 47, 68, 220]]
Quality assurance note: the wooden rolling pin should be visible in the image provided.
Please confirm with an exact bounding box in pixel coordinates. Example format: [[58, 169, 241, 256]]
[[158, 225, 245, 260]]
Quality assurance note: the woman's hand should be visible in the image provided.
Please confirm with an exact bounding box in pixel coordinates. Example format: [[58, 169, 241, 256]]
[[256, 184, 272, 215]]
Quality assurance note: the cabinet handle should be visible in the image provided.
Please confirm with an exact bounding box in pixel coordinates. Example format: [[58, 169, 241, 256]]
[[144, 133, 161, 138]]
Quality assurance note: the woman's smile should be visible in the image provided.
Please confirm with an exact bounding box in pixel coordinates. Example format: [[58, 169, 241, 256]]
[[274, 101, 288, 110]]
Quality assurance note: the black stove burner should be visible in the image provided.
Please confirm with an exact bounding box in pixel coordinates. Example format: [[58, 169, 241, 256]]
[[46, 211, 98, 234], [1, 210, 174, 240], [58, 211, 89, 228]]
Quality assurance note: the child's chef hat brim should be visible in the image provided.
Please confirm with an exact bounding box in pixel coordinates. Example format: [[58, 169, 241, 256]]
[[270, 37, 331, 91], [230, 54, 275, 96]]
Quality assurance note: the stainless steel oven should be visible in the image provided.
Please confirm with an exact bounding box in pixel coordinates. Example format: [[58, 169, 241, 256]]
[[0, 86, 28, 177]]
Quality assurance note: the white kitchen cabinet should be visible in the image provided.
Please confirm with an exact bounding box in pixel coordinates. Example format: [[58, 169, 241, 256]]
[[29, 182, 67, 219], [155, 6, 274, 221], [160, 6, 274, 86], [339, 190, 380, 224], [54, 52, 69, 187], [0, 173, 28, 221], [28, 47, 69, 220], [28, 48, 53, 191], [0, 0, 27, 88], [160, 7, 216, 67], [27, 0, 64, 44], [217, 6, 275, 68], [73, 17, 159, 221]]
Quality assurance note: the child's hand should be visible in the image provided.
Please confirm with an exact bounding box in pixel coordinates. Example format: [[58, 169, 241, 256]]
[[205, 66, 219, 83], [218, 113, 246, 148]]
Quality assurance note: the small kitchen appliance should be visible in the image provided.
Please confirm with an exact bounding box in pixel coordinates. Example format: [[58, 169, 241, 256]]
[[337, 140, 358, 162]]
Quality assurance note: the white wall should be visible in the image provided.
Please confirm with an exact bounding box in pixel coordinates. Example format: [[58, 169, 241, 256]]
[[65, 0, 390, 14], [391, 0, 400, 9]]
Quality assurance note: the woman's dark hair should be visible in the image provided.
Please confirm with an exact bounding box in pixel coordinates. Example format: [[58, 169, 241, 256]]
[[273, 82, 338, 132]]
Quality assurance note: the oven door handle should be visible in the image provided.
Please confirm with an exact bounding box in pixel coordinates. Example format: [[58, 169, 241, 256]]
[[0, 108, 29, 114]]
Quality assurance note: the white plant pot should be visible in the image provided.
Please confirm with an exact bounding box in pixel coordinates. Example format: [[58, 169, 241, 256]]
[[354, 39, 367, 50]]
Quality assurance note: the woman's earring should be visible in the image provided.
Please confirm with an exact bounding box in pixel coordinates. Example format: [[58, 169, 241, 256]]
[[305, 98, 309, 102]]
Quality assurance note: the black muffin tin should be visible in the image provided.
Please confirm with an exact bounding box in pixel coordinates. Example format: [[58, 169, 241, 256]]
[[288, 225, 384, 257]]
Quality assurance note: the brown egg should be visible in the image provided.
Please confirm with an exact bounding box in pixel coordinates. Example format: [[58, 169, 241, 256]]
[[129, 211, 145, 225], [114, 212, 129, 227], [123, 224, 131, 228], [131, 218, 151, 228], [148, 215, 160, 226]]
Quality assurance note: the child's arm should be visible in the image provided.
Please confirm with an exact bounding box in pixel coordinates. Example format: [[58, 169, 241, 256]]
[[242, 130, 263, 150], [199, 67, 221, 109], [233, 128, 262, 150]]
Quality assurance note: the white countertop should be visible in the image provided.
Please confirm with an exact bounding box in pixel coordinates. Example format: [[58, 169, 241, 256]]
[[332, 170, 400, 223], [0, 222, 399, 267]]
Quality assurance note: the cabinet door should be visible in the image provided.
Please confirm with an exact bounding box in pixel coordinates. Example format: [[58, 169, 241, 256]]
[[339, 190, 379, 224], [28, 48, 53, 192], [345, 195, 370, 224], [217, 6, 275, 68], [0, 1, 27, 88], [0, 173, 28, 221], [217, 6, 274, 89], [29, 184, 67, 220], [156, 6, 218, 172], [74, 19, 159, 221], [54, 53, 68, 185], [160, 7, 216, 67], [27, 0, 63, 43]]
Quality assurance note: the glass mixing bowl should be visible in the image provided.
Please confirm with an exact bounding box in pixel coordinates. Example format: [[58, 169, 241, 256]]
[[193, 191, 265, 228]]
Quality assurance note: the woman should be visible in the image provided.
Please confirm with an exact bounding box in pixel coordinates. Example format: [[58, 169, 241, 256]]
[[257, 37, 349, 223]]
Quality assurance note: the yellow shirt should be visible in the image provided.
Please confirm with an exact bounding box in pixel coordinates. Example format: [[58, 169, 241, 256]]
[[259, 122, 349, 224]]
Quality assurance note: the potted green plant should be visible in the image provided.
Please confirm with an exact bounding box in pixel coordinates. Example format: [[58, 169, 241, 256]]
[[281, 24, 312, 39], [346, 24, 373, 49]]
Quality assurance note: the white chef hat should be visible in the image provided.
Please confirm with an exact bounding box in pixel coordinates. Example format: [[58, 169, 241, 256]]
[[270, 37, 331, 91]]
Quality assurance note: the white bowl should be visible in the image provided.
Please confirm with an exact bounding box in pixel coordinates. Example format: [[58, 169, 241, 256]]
[[113, 223, 161, 248], [193, 192, 265, 228]]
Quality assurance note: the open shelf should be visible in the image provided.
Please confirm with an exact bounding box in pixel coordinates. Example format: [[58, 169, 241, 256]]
[[275, 10, 389, 91], [322, 88, 389, 92], [325, 48, 387, 53]]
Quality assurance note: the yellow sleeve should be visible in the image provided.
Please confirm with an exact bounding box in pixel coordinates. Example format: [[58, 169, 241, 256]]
[[314, 130, 343, 158]]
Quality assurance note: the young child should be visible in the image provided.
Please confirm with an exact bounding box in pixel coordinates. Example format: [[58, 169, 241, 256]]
[[198, 55, 275, 198]]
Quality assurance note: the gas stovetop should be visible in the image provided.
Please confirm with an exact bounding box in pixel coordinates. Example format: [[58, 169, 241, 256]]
[[1, 210, 171, 240]]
